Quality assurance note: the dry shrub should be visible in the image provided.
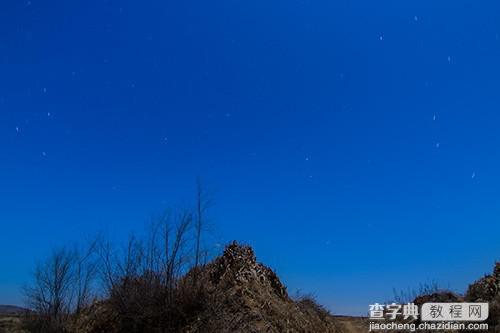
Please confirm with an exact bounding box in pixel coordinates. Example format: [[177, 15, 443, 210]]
[[20, 313, 68, 333], [413, 291, 463, 306], [24, 186, 213, 333], [465, 262, 500, 332], [465, 263, 500, 302], [28, 241, 339, 333], [22, 186, 339, 333], [180, 242, 339, 333], [296, 294, 332, 323]]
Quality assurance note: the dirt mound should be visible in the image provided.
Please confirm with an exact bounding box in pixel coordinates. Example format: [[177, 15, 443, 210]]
[[465, 262, 500, 331], [466, 262, 500, 302], [183, 242, 339, 333], [73, 242, 339, 333], [203, 242, 287, 299]]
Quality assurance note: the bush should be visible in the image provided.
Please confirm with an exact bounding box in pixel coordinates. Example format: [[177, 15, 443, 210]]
[[23, 185, 213, 333], [295, 294, 332, 322]]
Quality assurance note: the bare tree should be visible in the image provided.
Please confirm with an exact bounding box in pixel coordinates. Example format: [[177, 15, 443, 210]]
[[99, 239, 118, 294], [194, 179, 212, 271], [24, 247, 75, 322], [74, 238, 99, 314], [93, 207, 200, 332], [97, 208, 194, 295], [166, 209, 192, 290], [24, 237, 100, 330], [24, 186, 214, 332]]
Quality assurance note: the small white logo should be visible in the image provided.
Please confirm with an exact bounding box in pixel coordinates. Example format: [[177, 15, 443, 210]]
[[369, 302, 488, 322], [421, 303, 488, 322], [369, 303, 419, 320]]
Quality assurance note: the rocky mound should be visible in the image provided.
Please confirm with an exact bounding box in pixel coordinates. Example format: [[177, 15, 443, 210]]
[[73, 242, 339, 333], [183, 242, 339, 333], [466, 262, 500, 302], [464, 262, 500, 331], [411, 262, 500, 331]]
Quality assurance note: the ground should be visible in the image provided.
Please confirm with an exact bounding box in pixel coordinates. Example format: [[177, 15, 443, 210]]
[[334, 315, 369, 333], [0, 315, 26, 333], [0, 313, 370, 333]]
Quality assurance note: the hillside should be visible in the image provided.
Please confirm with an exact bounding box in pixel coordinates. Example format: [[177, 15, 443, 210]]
[[0, 306, 26, 316]]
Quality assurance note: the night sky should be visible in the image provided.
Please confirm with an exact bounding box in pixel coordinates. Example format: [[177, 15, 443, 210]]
[[2, 0, 500, 315]]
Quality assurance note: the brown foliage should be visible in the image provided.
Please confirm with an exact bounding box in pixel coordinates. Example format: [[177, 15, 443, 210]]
[[465, 262, 500, 331], [71, 242, 338, 333]]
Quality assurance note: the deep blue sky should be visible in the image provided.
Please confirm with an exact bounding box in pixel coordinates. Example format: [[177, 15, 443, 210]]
[[2, 0, 500, 315]]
